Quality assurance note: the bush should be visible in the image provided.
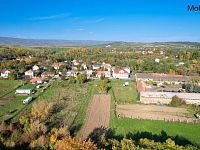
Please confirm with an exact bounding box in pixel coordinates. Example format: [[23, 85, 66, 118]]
[[76, 74, 87, 84], [68, 76, 76, 84], [170, 95, 186, 107], [98, 78, 109, 93]]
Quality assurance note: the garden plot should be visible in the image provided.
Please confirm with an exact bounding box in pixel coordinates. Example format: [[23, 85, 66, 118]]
[[79, 94, 111, 140], [116, 104, 196, 123]]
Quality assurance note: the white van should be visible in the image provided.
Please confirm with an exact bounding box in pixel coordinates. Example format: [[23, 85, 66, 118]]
[[36, 85, 42, 89], [23, 97, 32, 104]]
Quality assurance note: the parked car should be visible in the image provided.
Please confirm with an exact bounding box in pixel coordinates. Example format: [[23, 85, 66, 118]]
[[195, 113, 200, 119], [23, 97, 32, 104], [36, 84, 42, 89]]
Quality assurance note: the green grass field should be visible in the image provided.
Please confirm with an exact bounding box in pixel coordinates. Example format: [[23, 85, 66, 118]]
[[0, 81, 40, 121], [0, 94, 28, 121], [19, 83, 36, 89], [109, 80, 200, 147], [0, 79, 99, 137], [0, 80, 23, 97], [110, 118, 200, 146], [110, 80, 139, 104], [19, 80, 100, 135]]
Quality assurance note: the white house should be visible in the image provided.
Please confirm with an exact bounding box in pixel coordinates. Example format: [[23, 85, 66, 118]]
[[32, 65, 40, 71], [25, 70, 34, 78], [66, 71, 77, 77], [123, 67, 131, 74], [155, 58, 160, 63], [52, 62, 65, 70], [112, 69, 129, 79], [92, 64, 101, 70], [1, 70, 11, 78], [81, 63, 87, 70], [86, 70, 94, 78]]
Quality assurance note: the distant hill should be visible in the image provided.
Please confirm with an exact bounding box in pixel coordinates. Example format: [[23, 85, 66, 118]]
[[0, 37, 200, 49], [108, 41, 200, 49], [0, 37, 111, 47]]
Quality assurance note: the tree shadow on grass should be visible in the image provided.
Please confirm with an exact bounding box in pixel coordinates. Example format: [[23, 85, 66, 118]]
[[87, 127, 198, 148], [69, 123, 83, 136], [126, 130, 193, 147]]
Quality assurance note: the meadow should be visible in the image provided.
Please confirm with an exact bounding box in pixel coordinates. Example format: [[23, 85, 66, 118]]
[[109, 80, 200, 147], [110, 80, 139, 104], [0, 81, 35, 122], [0, 80, 23, 97]]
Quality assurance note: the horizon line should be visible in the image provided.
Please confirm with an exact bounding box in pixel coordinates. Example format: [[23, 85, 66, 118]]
[[0, 36, 200, 43]]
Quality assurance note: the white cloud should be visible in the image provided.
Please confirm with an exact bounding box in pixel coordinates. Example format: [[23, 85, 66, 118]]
[[28, 13, 71, 21], [95, 18, 105, 23], [75, 28, 85, 31]]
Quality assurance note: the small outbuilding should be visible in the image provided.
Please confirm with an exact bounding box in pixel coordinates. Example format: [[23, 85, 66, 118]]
[[15, 89, 33, 95]]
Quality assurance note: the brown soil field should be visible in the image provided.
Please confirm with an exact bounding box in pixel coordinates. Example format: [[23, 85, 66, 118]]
[[79, 94, 111, 140], [0, 97, 12, 105], [116, 104, 196, 123]]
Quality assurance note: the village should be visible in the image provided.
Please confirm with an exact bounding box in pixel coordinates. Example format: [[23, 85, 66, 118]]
[[1, 46, 200, 149], [1, 0, 200, 148], [1, 59, 200, 106]]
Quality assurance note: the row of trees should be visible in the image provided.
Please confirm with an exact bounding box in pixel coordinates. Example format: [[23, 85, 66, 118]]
[[1, 46, 200, 76]]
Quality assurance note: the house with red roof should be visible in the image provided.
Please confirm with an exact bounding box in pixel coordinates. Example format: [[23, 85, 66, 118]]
[[30, 77, 45, 84], [52, 62, 65, 70], [102, 62, 112, 71], [96, 71, 111, 78], [112, 68, 129, 79]]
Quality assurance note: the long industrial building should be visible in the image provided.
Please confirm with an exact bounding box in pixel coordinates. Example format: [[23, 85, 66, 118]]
[[140, 92, 200, 105]]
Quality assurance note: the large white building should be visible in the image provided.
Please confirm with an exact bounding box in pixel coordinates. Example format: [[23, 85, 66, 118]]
[[112, 69, 129, 79], [140, 91, 200, 105]]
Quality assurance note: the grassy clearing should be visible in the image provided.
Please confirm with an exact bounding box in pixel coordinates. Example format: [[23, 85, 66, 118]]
[[109, 80, 200, 146], [111, 118, 200, 146], [0, 79, 99, 136], [18, 83, 36, 89], [72, 80, 100, 136], [0, 80, 23, 97], [0, 80, 27, 121], [110, 80, 139, 104], [0, 93, 28, 122], [29, 80, 99, 135], [0, 82, 42, 122]]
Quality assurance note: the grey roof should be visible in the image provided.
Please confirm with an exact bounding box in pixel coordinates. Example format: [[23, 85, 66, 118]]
[[136, 73, 188, 82], [140, 92, 200, 100]]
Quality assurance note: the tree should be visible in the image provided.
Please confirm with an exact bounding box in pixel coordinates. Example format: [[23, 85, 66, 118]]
[[8, 72, 17, 80], [170, 95, 186, 107], [54, 137, 97, 150], [98, 78, 109, 93], [76, 74, 87, 84], [68, 76, 76, 84]]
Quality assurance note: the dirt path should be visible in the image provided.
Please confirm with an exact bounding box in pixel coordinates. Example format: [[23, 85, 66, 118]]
[[79, 94, 111, 140]]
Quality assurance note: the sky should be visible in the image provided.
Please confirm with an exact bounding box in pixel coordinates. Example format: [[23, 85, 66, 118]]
[[0, 0, 200, 42]]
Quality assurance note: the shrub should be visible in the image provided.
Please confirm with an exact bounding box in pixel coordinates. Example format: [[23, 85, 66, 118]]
[[76, 74, 87, 84], [68, 76, 76, 84], [170, 95, 186, 107]]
